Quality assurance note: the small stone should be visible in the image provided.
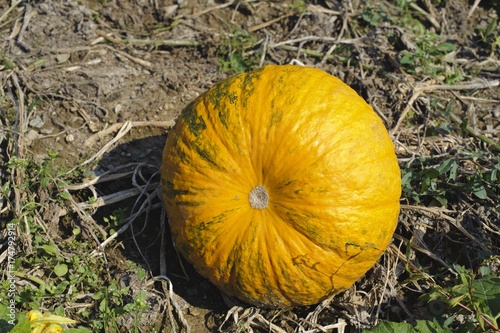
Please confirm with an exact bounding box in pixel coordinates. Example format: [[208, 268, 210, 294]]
[[26, 129, 39, 141], [65, 134, 75, 142], [29, 116, 44, 128], [163, 5, 178, 17], [40, 127, 54, 135], [187, 306, 201, 316], [113, 104, 123, 114], [56, 53, 71, 63], [38, 3, 51, 13]]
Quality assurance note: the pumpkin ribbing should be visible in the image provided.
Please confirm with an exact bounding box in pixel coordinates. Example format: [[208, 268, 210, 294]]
[[161, 64, 401, 307]]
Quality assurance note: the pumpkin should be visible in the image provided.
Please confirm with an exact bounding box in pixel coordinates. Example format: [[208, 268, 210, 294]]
[[161, 65, 401, 307]]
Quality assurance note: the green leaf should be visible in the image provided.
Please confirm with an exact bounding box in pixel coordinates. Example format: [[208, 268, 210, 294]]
[[485, 18, 498, 36], [53, 281, 70, 294], [415, 319, 452, 333], [54, 263, 68, 277], [0, 308, 30, 333], [479, 265, 491, 276], [437, 42, 456, 52], [99, 298, 108, 313], [454, 264, 471, 286], [469, 276, 500, 315], [362, 320, 416, 333], [449, 162, 458, 181], [123, 302, 135, 312], [401, 171, 413, 187], [472, 184, 488, 199], [137, 267, 146, 281], [435, 196, 448, 207], [400, 52, 413, 65], [58, 191, 71, 200], [437, 159, 458, 181], [491, 165, 498, 182], [41, 244, 58, 256], [449, 294, 467, 307], [41, 177, 50, 189]]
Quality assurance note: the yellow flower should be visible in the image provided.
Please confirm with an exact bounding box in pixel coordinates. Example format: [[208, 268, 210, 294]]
[[27, 310, 77, 333]]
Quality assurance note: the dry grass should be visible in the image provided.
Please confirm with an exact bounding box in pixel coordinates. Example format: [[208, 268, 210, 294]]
[[1, 0, 499, 332]]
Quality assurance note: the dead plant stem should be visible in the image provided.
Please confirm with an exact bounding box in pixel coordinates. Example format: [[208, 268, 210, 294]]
[[0, 0, 22, 25], [391, 80, 500, 136]]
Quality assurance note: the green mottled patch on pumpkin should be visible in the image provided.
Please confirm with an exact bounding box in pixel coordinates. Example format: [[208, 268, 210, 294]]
[[240, 69, 262, 108], [188, 185, 205, 193], [277, 257, 293, 288], [345, 241, 380, 253], [188, 221, 220, 253], [162, 180, 194, 198], [235, 273, 248, 295], [218, 110, 229, 129], [197, 212, 232, 233], [171, 135, 192, 165], [285, 210, 314, 224], [182, 102, 207, 136], [216, 91, 238, 129], [269, 111, 282, 127], [344, 242, 366, 257], [221, 243, 242, 286], [305, 225, 320, 238], [311, 187, 328, 193], [363, 242, 380, 251], [228, 91, 238, 104], [208, 78, 232, 119], [193, 141, 225, 170], [277, 180, 295, 189]]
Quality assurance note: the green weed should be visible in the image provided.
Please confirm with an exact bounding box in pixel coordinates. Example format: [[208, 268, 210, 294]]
[[86, 280, 149, 332], [476, 17, 500, 56], [218, 29, 260, 73], [0, 151, 154, 332], [399, 30, 464, 83], [364, 261, 500, 332], [401, 153, 499, 208]]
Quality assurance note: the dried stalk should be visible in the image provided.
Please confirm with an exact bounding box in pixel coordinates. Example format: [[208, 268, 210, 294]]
[[391, 80, 500, 136]]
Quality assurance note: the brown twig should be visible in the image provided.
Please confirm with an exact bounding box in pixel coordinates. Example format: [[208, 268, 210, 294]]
[[393, 233, 453, 270], [401, 205, 490, 252], [94, 29, 200, 48], [0, 0, 22, 25], [247, 14, 292, 32], [84, 120, 175, 147], [391, 80, 500, 136]]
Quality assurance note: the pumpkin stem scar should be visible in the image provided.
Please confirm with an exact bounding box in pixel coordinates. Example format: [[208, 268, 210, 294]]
[[249, 185, 269, 209]]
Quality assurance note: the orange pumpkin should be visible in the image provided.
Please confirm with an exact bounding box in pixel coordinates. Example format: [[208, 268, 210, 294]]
[[161, 65, 401, 307]]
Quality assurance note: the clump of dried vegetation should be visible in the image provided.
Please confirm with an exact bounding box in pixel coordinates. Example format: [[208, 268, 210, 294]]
[[1, 0, 499, 332]]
